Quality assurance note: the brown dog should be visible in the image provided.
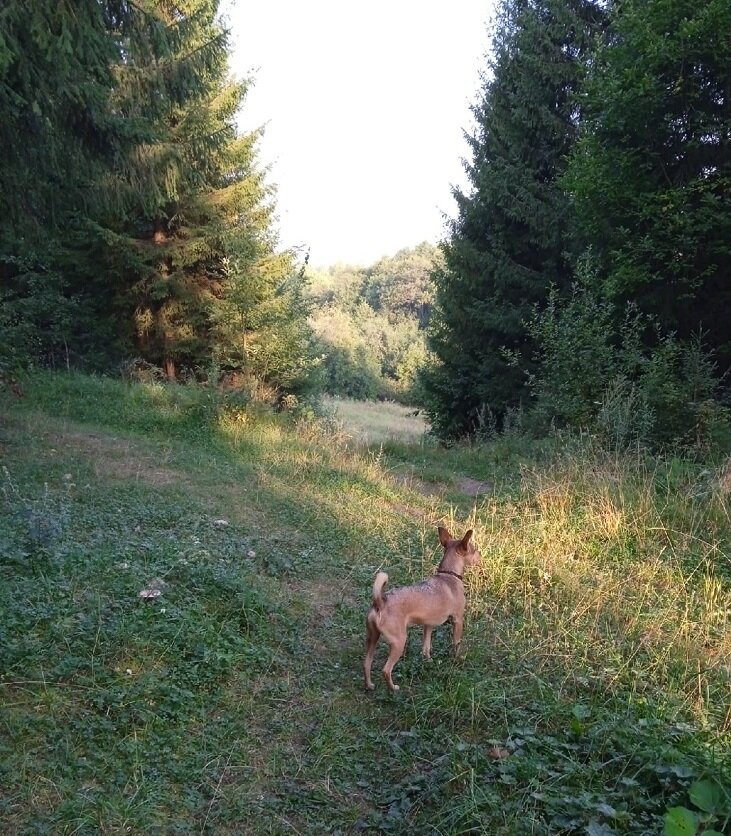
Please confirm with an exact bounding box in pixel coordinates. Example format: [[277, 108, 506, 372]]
[[363, 526, 481, 691]]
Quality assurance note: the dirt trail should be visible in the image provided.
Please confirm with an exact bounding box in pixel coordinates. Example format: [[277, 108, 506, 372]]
[[55, 429, 182, 486], [390, 467, 493, 500]]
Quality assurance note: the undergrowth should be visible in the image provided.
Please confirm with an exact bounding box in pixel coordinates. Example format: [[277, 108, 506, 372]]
[[0, 371, 729, 834]]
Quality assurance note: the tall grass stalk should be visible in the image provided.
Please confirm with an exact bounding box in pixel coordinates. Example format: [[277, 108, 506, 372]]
[[467, 441, 730, 729]]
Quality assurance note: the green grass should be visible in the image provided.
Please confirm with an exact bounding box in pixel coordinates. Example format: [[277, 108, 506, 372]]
[[1, 372, 730, 834], [323, 396, 429, 446]]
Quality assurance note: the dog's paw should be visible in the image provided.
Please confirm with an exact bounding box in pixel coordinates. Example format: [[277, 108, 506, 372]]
[[365, 682, 375, 691]]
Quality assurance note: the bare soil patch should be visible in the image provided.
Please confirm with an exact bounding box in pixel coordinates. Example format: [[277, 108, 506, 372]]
[[56, 430, 182, 487], [391, 468, 493, 499], [390, 469, 444, 498], [456, 477, 493, 497]]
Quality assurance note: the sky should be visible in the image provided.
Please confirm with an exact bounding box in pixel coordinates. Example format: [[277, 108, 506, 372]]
[[226, 0, 495, 267]]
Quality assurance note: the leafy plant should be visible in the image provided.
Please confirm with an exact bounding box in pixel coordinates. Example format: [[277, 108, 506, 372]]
[[664, 778, 731, 836]]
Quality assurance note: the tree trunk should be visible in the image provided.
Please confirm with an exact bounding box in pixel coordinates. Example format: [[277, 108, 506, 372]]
[[154, 219, 176, 381]]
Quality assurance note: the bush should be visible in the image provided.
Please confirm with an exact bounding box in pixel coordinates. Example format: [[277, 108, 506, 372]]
[[523, 283, 622, 431], [526, 283, 730, 453]]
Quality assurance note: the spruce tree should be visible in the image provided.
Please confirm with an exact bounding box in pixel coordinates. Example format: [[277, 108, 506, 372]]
[[103, 0, 238, 379], [102, 0, 316, 391], [422, 0, 605, 438], [0, 1, 127, 240], [566, 0, 731, 376], [0, 1, 138, 366], [0, 1, 207, 367]]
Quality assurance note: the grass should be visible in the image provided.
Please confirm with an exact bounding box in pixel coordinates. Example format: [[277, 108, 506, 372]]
[[322, 396, 429, 446], [1, 373, 730, 834]]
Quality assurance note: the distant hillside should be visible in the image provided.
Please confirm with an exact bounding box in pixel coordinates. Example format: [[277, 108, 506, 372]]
[[306, 242, 442, 402]]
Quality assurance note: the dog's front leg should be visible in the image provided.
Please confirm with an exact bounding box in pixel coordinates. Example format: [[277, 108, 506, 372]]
[[421, 626, 433, 660], [452, 616, 464, 656]]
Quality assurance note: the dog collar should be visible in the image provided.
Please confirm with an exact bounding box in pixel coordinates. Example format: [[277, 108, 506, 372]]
[[437, 569, 463, 581]]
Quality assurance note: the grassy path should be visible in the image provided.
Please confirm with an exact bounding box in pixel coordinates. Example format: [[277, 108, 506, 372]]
[[1, 375, 729, 833]]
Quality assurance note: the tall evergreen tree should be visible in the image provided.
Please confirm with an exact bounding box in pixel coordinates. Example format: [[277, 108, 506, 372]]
[[1, 0, 316, 394], [0, 1, 209, 367], [0, 1, 140, 366], [422, 0, 605, 438], [566, 0, 731, 376], [106, 0, 315, 390], [104, 0, 240, 379], [0, 1, 130, 241]]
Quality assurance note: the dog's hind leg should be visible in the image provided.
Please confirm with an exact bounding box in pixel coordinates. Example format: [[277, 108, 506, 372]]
[[363, 613, 380, 690], [382, 634, 407, 692], [452, 616, 464, 656]]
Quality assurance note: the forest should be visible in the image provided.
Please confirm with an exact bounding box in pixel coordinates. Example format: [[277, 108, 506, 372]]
[[2, 0, 730, 454]]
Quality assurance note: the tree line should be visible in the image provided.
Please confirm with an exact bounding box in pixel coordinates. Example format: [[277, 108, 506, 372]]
[[0, 0, 315, 398], [422, 0, 731, 449], [2, 0, 729, 450], [306, 242, 438, 403]]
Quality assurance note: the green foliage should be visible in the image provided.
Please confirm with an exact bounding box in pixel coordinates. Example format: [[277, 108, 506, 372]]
[[306, 262, 368, 310], [524, 282, 731, 452], [0, 0, 153, 371], [0, 0, 317, 401], [522, 282, 627, 431], [102, 1, 308, 388], [664, 778, 731, 836], [310, 304, 382, 400], [422, 0, 605, 439], [0, 262, 77, 369], [212, 257, 321, 400], [363, 242, 439, 326], [0, 0, 124, 240], [566, 0, 731, 376], [307, 243, 438, 403]]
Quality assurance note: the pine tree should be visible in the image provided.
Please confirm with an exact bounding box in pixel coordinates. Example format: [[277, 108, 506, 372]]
[[0, 1, 207, 367], [421, 0, 605, 438], [105, 0, 239, 379], [102, 0, 316, 391], [0, 1, 138, 366], [0, 1, 127, 240], [566, 0, 731, 376]]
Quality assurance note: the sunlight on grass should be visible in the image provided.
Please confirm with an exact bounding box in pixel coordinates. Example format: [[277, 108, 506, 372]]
[[323, 395, 429, 446], [466, 447, 731, 729], [2, 372, 730, 833]]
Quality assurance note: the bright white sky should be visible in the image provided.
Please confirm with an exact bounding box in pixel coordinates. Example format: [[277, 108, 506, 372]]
[[226, 0, 494, 267]]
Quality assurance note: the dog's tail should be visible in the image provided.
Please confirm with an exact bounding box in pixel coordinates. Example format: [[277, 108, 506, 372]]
[[372, 571, 388, 611]]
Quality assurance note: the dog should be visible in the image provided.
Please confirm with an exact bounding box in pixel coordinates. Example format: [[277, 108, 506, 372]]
[[363, 526, 481, 691]]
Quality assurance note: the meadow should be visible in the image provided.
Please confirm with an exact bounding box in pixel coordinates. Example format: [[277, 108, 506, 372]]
[[1, 375, 729, 834]]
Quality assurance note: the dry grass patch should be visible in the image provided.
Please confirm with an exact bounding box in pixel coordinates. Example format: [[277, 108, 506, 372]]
[[57, 429, 183, 486], [468, 449, 731, 730], [323, 396, 428, 446]]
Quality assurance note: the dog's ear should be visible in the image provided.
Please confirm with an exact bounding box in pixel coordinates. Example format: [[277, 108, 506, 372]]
[[438, 526, 452, 547], [458, 530, 473, 552]]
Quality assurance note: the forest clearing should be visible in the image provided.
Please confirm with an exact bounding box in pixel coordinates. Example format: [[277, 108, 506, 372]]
[[1, 374, 729, 833], [3, 0, 731, 831]]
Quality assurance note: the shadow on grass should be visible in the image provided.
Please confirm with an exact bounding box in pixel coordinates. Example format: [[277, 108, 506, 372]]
[[1, 371, 729, 833]]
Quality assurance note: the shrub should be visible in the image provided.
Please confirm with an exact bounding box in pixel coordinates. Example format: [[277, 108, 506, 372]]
[[526, 283, 730, 453]]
